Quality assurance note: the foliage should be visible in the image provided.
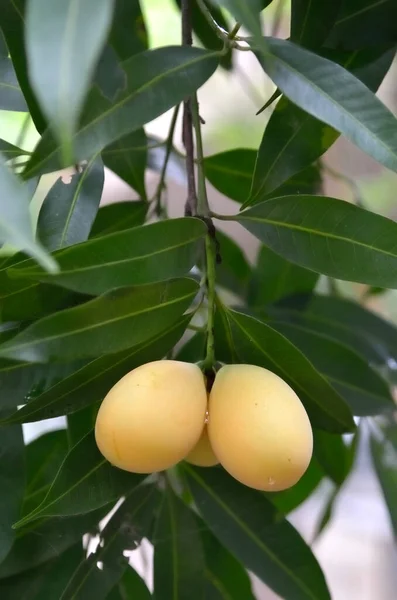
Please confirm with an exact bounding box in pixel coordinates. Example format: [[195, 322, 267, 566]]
[[0, 0, 397, 597]]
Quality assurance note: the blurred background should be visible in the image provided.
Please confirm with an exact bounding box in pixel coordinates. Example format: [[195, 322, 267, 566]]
[[3, 1, 397, 597]]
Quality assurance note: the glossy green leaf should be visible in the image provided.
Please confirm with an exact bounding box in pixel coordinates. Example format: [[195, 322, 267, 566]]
[[370, 420, 397, 537], [257, 37, 397, 175], [0, 425, 24, 563], [10, 218, 206, 295], [0, 30, 28, 111], [1, 315, 190, 425], [90, 201, 147, 237], [0, 158, 57, 273], [61, 484, 159, 600], [271, 321, 393, 416], [216, 229, 251, 297], [215, 305, 355, 433], [248, 245, 318, 307], [108, 568, 151, 600], [263, 165, 321, 200], [102, 128, 147, 200], [184, 465, 330, 600], [67, 405, 99, 448], [291, 0, 342, 48], [37, 154, 104, 251], [154, 485, 205, 600], [0, 138, 30, 158], [234, 195, 397, 288], [313, 430, 352, 485], [24, 47, 219, 177], [26, 0, 114, 162], [108, 0, 148, 60], [0, 278, 198, 363], [204, 149, 256, 203], [0, 509, 106, 578], [269, 456, 324, 515], [14, 431, 144, 528], [175, 330, 206, 363]]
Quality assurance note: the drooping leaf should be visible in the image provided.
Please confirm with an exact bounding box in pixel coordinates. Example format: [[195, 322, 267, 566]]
[[1, 315, 190, 425], [215, 229, 251, 297], [14, 431, 144, 528], [0, 29, 28, 111], [90, 201, 147, 237], [0, 278, 198, 363], [234, 195, 397, 288], [248, 245, 318, 307], [154, 485, 205, 600], [204, 149, 256, 203], [26, 0, 115, 162], [215, 305, 355, 433], [291, 0, 342, 48], [0, 425, 25, 563], [37, 154, 104, 251], [108, 567, 151, 600], [60, 484, 159, 600], [102, 128, 148, 200], [24, 47, 219, 177], [370, 420, 397, 537], [183, 465, 331, 600], [271, 321, 394, 416], [10, 218, 206, 295], [0, 158, 57, 273], [0, 138, 30, 159]]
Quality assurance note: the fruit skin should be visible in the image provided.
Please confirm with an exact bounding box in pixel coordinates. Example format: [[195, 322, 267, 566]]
[[95, 360, 207, 474], [208, 364, 313, 492], [185, 426, 219, 467]]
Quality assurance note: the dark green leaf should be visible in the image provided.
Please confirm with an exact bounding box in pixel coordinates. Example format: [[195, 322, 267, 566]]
[[154, 485, 205, 600], [216, 229, 251, 297], [37, 154, 104, 251], [67, 406, 99, 447], [175, 330, 206, 363], [257, 37, 397, 175], [90, 201, 147, 237], [234, 195, 397, 288], [0, 158, 57, 273], [313, 430, 351, 485], [291, 0, 342, 48], [0, 30, 28, 111], [108, 0, 148, 60], [204, 149, 256, 203], [0, 139, 30, 158], [269, 456, 323, 514], [103, 129, 148, 200], [248, 245, 318, 307], [215, 306, 355, 433], [0, 425, 24, 563], [14, 431, 144, 528], [1, 315, 190, 425], [61, 484, 159, 600], [263, 165, 321, 200], [370, 420, 397, 537], [0, 509, 106, 578], [184, 465, 331, 600], [108, 567, 151, 600], [271, 321, 394, 416], [10, 218, 206, 295], [24, 47, 219, 177], [0, 278, 198, 363], [26, 0, 114, 161]]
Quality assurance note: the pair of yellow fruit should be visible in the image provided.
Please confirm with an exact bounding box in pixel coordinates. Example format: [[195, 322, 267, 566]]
[[95, 361, 313, 492]]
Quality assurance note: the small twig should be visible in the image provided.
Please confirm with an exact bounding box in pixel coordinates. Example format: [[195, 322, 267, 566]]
[[321, 161, 365, 208], [195, 0, 246, 49], [152, 104, 180, 217]]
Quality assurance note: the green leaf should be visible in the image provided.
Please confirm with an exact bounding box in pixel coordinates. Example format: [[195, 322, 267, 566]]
[[0, 425, 24, 563], [0, 138, 30, 158], [269, 456, 323, 515], [60, 484, 159, 600], [201, 524, 255, 599], [249, 46, 394, 204], [24, 47, 219, 177], [14, 431, 144, 528], [183, 464, 331, 600], [215, 306, 355, 433], [313, 430, 352, 485], [257, 37, 397, 175], [26, 0, 115, 163], [271, 321, 394, 416], [175, 330, 206, 363], [248, 245, 318, 307], [67, 405, 99, 447], [263, 165, 321, 200], [108, 568, 151, 600], [37, 154, 104, 251], [204, 149, 256, 203], [216, 230, 251, 297], [0, 509, 106, 578], [0, 30, 28, 111], [10, 218, 206, 295], [108, 0, 148, 60], [216, 1, 266, 54], [154, 485, 205, 600], [102, 129, 148, 200], [0, 158, 57, 273], [234, 194, 397, 288], [90, 201, 147, 237], [0, 278, 198, 363], [370, 420, 397, 537], [1, 315, 190, 425], [291, 0, 342, 48]]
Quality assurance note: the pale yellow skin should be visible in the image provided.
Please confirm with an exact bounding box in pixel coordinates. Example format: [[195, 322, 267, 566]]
[[208, 364, 313, 491], [95, 360, 207, 473], [185, 425, 219, 467]]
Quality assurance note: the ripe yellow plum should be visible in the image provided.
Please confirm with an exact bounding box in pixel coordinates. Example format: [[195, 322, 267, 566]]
[[208, 364, 313, 491], [185, 425, 218, 467], [95, 360, 207, 473]]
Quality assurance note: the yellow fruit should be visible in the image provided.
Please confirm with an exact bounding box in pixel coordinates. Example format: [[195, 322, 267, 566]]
[[208, 364, 313, 491], [185, 425, 219, 467], [95, 360, 207, 473]]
